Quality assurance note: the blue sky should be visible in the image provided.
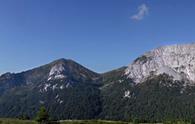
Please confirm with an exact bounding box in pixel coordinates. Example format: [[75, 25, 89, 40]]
[[0, 0, 195, 74]]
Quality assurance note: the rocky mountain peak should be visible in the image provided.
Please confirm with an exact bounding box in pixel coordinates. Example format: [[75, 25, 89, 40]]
[[48, 63, 66, 81], [125, 43, 195, 84]]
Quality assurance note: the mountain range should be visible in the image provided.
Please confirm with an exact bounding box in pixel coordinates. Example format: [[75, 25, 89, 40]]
[[0, 44, 195, 122]]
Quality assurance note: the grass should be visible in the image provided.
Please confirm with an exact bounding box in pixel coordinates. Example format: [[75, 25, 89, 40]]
[[60, 120, 129, 124], [0, 119, 130, 124], [0, 118, 37, 124], [0, 119, 190, 124]]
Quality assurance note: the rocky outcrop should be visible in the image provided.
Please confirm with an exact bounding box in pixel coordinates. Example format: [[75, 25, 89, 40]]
[[125, 43, 195, 84]]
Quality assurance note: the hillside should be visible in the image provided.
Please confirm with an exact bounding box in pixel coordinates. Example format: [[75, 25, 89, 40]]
[[0, 44, 195, 122]]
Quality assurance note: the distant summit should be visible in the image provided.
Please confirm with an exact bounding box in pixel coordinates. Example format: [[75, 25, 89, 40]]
[[125, 43, 195, 84]]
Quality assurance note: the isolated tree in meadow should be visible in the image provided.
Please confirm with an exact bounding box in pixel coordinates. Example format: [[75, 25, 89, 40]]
[[35, 106, 50, 124]]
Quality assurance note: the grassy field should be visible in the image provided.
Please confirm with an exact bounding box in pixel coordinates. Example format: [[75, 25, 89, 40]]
[[0, 118, 190, 124], [0, 119, 130, 124], [0, 118, 37, 124], [60, 120, 129, 124]]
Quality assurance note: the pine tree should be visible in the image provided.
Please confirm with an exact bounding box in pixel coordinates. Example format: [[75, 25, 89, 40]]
[[35, 106, 50, 124]]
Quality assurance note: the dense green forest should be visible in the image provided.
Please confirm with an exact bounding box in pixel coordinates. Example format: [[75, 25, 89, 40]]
[[1, 73, 195, 122]]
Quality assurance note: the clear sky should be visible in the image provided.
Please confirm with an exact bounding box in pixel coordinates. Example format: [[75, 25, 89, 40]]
[[0, 0, 195, 74]]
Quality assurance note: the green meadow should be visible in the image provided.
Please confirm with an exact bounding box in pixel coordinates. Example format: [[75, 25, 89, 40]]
[[0, 119, 129, 124], [0, 119, 191, 124]]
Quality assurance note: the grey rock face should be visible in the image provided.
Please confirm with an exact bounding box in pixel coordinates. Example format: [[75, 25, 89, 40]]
[[125, 44, 195, 84]]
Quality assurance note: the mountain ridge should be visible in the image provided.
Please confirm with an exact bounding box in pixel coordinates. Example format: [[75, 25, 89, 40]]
[[0, 43, 195, 121], [125, 43, 195, 85]]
